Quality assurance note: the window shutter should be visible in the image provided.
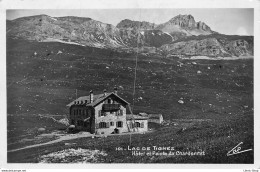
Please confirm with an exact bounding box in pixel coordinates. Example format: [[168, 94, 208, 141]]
[[98, 110, 101, 117], [96, 123, 99, 129], [141, 122, 144, 128], [120, 110, 123, 116], [106, 122, 110, 128]]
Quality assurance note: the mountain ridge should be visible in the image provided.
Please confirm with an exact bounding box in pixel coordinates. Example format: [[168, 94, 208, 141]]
[[7, 14, 254, 57]]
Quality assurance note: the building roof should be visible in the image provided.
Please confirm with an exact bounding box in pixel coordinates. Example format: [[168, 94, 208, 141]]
[[66, 92, 129, 107], [126, 114, 148, 120], [147, 114, 163, 119], [138, 113, 163, 119], [139, 112, 148, 116]]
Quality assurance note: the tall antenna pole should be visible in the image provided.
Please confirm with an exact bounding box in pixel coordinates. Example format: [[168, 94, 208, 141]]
[[130, 9, 142, 147]]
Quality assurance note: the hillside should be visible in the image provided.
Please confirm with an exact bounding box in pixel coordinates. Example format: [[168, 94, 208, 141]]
[[7, 38, 253, 118], [160, 36, 253, 57], [6, 14, 172, 48], [7, 37, 253, 163], [7, 40, 254, 163], [7, 14, 254, 57]]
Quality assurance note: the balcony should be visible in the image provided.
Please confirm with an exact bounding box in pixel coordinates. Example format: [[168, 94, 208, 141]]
[[102, 104, 120, 111]]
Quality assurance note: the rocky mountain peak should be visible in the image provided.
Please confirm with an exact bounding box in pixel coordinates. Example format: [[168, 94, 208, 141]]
[[155, 14, 214, 36], [168, 14, 196, 28]]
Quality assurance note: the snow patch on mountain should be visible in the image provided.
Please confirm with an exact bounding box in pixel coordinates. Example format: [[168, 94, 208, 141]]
[[163, 32, 174, 42], [42, 38, 85, 46]]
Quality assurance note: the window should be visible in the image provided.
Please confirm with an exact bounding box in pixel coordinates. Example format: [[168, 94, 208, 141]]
[[71, 119, 75, 125], [116, 121, 123, 128], [73, 110, 76, 118], [134, 122, 144, 128], [141, 122, 144, 128], [116, 109, 124, 116], [84, 110, 88, 118], [99, 122, 107, 128], [99, 110, 106, 117], [110, 122, 114, 126], [135, 122, 141, 128], [79, 109, 81, 115], [108, 99, 111, 104], [115, 110, 121, 116]]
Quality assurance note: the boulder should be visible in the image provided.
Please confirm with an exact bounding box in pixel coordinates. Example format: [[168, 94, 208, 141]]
[[38, 128, 46, 132]]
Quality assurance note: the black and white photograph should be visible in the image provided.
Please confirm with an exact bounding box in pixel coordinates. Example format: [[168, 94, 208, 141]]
[[0, 0, 259, 169]]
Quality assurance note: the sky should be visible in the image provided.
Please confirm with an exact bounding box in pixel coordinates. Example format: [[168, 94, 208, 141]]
[[6, 8, 254, 36]]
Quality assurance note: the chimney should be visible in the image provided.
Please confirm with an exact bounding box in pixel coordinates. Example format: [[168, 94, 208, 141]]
[[90, 90, 93, 103], [103, 89, 107, 96], [114, 87, 118, 95]]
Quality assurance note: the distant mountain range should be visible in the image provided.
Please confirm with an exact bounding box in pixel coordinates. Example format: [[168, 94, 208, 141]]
[[6, 14, 253, 57]]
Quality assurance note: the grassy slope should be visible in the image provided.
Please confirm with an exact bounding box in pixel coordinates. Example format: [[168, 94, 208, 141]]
[[7, 38, 253, 163], [8, 113, 253, 163], [7, 114, 67, 151]]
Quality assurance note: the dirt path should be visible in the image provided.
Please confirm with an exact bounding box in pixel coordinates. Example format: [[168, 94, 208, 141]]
[[8, 131, 150, 153], [8, 133, 94, 153]]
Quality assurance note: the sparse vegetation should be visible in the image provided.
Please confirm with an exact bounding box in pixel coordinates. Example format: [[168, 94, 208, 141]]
[[7, 38, 253, 163]]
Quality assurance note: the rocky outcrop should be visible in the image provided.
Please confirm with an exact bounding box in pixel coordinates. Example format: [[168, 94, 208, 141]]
[[116, 19, 156, 30], [160, 37, 253, 57]]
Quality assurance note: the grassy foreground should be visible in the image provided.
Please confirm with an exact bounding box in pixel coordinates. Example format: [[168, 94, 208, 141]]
[[7, 38, 253, 163], [8, 112, 253, 163]]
